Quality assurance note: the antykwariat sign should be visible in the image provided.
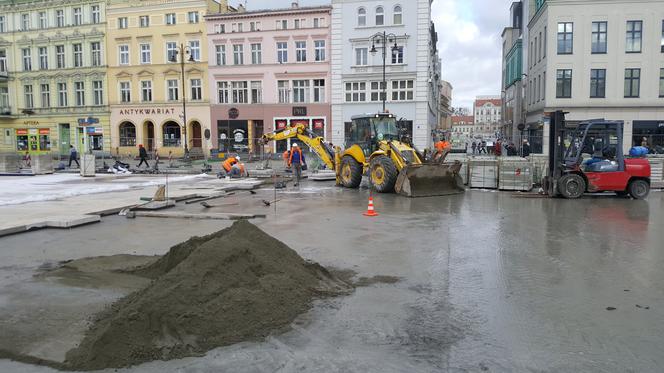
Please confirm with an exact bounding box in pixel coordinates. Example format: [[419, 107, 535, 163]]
[[119, 108, 176, 115]]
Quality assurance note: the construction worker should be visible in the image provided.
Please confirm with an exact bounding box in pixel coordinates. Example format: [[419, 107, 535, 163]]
[[282, 149, 291, 169], [433, 138, 451, 162], [288, 143, 306, 186], [222, 155, 240, 175]]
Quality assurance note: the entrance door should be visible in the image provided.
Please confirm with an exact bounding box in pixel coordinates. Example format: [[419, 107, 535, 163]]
[[191, 122, 202, 148], [59, 123, 70, 157], [144, 121, 155, 151]]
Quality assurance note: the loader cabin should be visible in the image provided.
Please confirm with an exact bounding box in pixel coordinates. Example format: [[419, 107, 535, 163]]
[[345, 113, 399, 155]]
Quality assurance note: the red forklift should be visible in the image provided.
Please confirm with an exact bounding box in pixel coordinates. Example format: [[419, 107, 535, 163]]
[[545, 111, 651, 199]]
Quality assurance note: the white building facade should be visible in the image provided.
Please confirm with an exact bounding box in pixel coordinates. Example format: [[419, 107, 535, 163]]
[[526, 0, 664, 153], [330, 0, 441, 149]]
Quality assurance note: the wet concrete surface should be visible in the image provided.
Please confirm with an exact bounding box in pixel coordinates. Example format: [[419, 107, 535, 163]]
[[1, 181, 663, 372]]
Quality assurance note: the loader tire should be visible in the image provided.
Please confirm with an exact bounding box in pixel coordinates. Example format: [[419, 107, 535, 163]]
[[370, 155, 398, 193], [340, 155, 362, 188], [558, 173, 585, 199]]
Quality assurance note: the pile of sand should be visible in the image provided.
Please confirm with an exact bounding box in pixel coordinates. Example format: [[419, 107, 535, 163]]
[[64, 220, 352, 371]]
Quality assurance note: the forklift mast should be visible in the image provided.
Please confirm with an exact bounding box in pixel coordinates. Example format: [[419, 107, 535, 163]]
[[548, 111, 568, 184]]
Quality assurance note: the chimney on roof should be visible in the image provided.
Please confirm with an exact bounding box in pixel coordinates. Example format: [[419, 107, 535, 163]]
[[292, 1, 299, 9]]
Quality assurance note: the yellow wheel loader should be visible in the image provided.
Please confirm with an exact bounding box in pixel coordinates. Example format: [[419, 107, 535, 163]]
[[260, 113, 464, 197]]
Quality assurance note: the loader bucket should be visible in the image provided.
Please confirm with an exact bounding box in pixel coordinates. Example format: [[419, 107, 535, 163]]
[[394, 161, 464, 197]]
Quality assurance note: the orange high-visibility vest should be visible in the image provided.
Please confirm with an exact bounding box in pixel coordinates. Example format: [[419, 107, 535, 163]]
[[289, 147, 303, 165], [222, 157, 238, 172]]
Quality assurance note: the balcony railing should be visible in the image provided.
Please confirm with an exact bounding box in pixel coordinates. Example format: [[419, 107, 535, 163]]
[[0, 106, 11, 115]]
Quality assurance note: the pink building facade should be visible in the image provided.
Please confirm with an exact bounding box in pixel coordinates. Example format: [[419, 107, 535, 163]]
[[205, 5, 331, 155]]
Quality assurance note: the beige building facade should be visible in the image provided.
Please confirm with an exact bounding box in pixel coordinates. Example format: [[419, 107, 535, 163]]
[[106, 0, 232, 157]]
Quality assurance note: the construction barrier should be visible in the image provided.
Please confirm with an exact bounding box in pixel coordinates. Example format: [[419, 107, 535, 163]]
[[498, 157, 533, 192], [647, 155, 664, 189], [468, 156, 498, 189], [30, 154, 54, 175]]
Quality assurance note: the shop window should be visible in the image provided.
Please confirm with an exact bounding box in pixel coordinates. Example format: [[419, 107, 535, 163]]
[[163, 122, 181, 147], [119, 122, 136, 146]]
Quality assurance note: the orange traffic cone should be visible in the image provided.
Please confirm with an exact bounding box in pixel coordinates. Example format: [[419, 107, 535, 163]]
[[363, 196, 379, 217]]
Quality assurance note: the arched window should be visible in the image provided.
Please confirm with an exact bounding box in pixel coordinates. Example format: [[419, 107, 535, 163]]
[[393, 5, 402, 25], [375, 6, 384, 26], [119, 122, 136, 146], [357, 8, 366, 27], [162, 121, 181, 147]]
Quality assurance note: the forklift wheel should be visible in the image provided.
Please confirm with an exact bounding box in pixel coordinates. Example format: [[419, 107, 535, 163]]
[[628, 179, 650, 200], [558, 174, 586, 199]]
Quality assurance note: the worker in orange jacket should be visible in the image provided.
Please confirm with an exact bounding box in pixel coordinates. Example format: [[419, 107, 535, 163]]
[[288, 143, 306, 186], [433, 139, 451, 163], [222, 155, 240, 175]]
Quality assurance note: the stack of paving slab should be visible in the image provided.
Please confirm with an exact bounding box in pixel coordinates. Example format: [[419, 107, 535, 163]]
[[498, 157, 533, 192], [647, 155, 664, 189], [0, 153, 20, 174], [468, 156, 498, 189], [445, 154, 469, 185], [529, 154, 549, 186], [31, 154, 54, 175]]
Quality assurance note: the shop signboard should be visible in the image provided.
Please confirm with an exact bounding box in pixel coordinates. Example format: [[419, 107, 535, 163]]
[[276, 119, 287, 130], [313, 119, 325, 130], [78, 117, 99, 126], [292, 107, 307, 116], [16, 129, 28, 135], [38, 128, 50, 135]]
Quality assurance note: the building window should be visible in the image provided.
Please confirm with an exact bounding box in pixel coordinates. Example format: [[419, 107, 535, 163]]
[[140, 44, 151, 64], [543, 26, 547, 57], [91, 42, 101, 66], [556, 69, 572, 98], [93, 80, 103, 105], [163, 123, 181, 147], [188, 11, 199, 24], [370, 81, 386, 101], [590, 69, 606, 98], [661, 21, 664, 53], [233, 44, 244, 65], [57, 83, 67, 107], [0, 50, 6, 73], [345, 82, 366, 102], [557, 22, 573, 54], [92, 5, 100, 24], [56, 10, 64, 27], [626, 21, 642, 53], [231, 81, 248, 104], [22, 48, 31, 71], [165, 13, 176, 25], [38, 47, 48, 70], [294, 19, 305, 29], [660, 68, 664, 97], [75, 81, 85, 106], [188, 40, 200, 61], [358, 8, 366, 27], [277, 42, 288, 63], [166, 42, 177, 62], [278, 80, 290, 103], [251, 43, 262, 64], [313, 17, 324, 28], [394, 5, 402, 25], [624, 68, 640, 98], [232, 22, 243, 32], [293, 80, 310, 103], [296, 41, 307, 62], [355, 48, 368, 66], [215, 45, 226, 65], [190, 79, 202, 100], [391, 46, 404, 64], [375, 6, 384, 26], [250, 21, 260, 31], [141, 81, 152, 102], [120, 81, 131, 103], [251, 81, 262, 104], [314, 40, 325, 61], [21, 13, 30, 30], [39, 12, 47, 29], [591, 21, 607, 54], [24, 85, 33, 108], [217, 81, 229, 103], [118, 17, 127, 29], [73, 8, 82, 26], [391, 80, 414, 101], [167, 79, 179, 101], [140, 15, 149, 27], [40, 84, 50, 108], [0, 16, 5, 32], [73, 43, 83, 67], [313, 79, 325, 103], [276, 20, 287, 30], [119, 123, 136, 146], [119, 45, 129, 65]]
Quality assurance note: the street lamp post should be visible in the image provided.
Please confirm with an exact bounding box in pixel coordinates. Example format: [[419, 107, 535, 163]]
[[170, 43, 195, 158], [370, 32, 402, 113]]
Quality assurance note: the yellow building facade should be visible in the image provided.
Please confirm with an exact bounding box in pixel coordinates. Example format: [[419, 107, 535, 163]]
[[106, 0, 231, 157], [0, 0, 110, 158]]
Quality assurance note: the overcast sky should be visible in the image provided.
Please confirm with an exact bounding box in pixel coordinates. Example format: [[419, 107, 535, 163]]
[[233, 0, 513, 110]]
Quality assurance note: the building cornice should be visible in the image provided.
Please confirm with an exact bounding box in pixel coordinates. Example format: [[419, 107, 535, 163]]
[[205, 6, 331, 22]]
